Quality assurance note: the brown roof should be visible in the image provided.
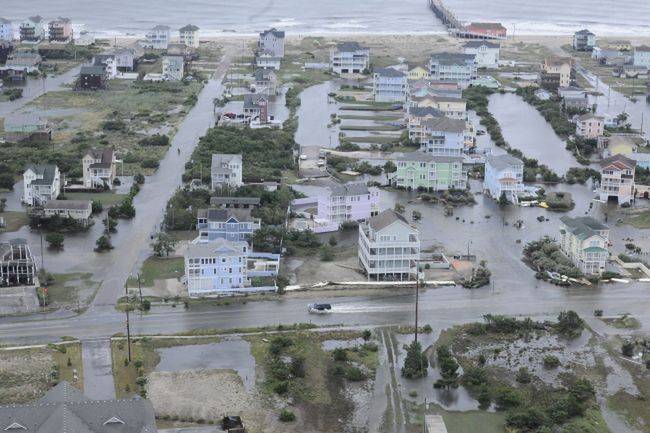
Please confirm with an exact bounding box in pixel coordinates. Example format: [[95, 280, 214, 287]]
[[600, 154, 635, 170], [545, 56, 574, 67], [468, 22, 506, 30]]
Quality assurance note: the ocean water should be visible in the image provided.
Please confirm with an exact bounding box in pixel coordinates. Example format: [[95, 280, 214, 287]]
[[3, 0, 650, 37]]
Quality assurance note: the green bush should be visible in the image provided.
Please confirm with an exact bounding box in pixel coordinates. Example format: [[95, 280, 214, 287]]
[[345, 366, 366, 381], [278, 409, 296, 422], [543, 355, 560, 369]]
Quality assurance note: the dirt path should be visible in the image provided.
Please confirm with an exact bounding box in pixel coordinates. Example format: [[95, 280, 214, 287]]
[[381, 328, 407, 433]]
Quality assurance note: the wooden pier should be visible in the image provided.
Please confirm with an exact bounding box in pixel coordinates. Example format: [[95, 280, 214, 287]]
[[429, 0, 506, 40]]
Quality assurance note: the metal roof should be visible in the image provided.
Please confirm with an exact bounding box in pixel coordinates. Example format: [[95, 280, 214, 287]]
[[368, 209, 410, 232], [560, 216, 609, 240], [486, 154, 523, 171]]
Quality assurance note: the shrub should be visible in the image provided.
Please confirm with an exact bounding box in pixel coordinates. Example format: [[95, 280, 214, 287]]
[[621, 341, 635, 357], [401, 340, 428, 379], [333, 348, 348, 362], [422, 324, 433, 333], [516, 367, 532, 384], [494, 386, 521, 410], [345, 366, 366, 381], [278, 409, 296, 422], [543, 355, 560, 368], [362, 329, 372, 341]]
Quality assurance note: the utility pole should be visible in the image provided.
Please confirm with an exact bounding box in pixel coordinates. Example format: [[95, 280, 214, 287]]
[[414, 260, 420, 344], [124, 282, 132, 362], [137, 271, 143, 304], [39, 224, 44, 273]]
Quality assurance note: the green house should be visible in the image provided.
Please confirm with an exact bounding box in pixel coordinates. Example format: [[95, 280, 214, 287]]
[[392, 153, 466, 191]]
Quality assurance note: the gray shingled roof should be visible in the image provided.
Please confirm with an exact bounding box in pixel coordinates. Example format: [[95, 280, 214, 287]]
[[186, 238, 248, 258], [575, 29, 595, 36], [197, 208, 254, 222], [409, 106, 445, 118], [44, 200, 91, 211], [464, 41, 500, 49], [329, 182, 369, 197], [151, 25, 170, 31], [368, 209, 409, 232], [560, 216, 608, 240], [260, 28, 285, 38], [179, 24, 199, 32], [430, 52, 475, 66], [486, 154, 523, 171], [243, 93, 268, 109], [85, 148, 114, 168], [80, 65, 106, 75], [24, 164, 57, 186], [336, 42, 367, 52], [421, 117, 466, 133], [395, 153, 463, 163], [599, 154, 635, 169], [374, 67, 406, 78], [0, 381, 157, 433]]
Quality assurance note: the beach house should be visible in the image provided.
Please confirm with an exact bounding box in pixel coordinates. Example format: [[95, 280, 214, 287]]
[[540, 57, 575, 90], [330, 42, 370, 74], [392, 153, 466, 191], [576, 113, 604, 139], [195, 208, 261, 243], [179, 24, 199, 48], [599, 154, 635, 205], [0, 18, 12, 41], [358, 209, 420, 281], [184, 239, 280, 294], [43, 200, 93, 226], [317, 183, 381, 224], [255, 50, 281, 70], [258, 28, 285, 58], [4, 114, 50, 143], [162, 55, 184, 81], [19, 16, 45, 42], [429, 52, 477, 88], [255, 68, 278, 95], [79, 65, 107, 90], [483, 154, 524, 203], [48, 17, 72, 42], [211, 153, 243, 189], [633, 46, 650, 68], [0, 381, 158, 431], [559, 216, 610, 275], [573, 29, 596, 51], [144, 25, 171, 49], [408, 65, 430, 80], [3, 52, 42, 73], [93, 54, 117, 78], [0, 239, 37, 287], [372, 68, 409, 102], [463, 41, 500, 69], [417, 117, 466, 156], [82, 148, 117, 188], [243, 94, 270, 122], [22, 164, 61, 206]]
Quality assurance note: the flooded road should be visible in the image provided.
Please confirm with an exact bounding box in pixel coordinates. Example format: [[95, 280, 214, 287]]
[[488, 93, 580, 175], [295, 81, 340, 149], [0, 66, 82, 118]]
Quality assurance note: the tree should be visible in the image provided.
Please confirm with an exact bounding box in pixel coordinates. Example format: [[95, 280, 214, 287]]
[[621, 341, 635, 357], [412, 210, 422, 222], [103, 217, 117, 234], [401, 340, 428, 379], [95, 235, 113, 252], [320, 245, 334, 261], [119, 198, 136, 218], [151, 232, 177, 257], [91, 200, 103, 214], [498, 191, 509, 206], [383, 161, 397, 173], [46, 233, 64, 249], [556, 310, 584, 337], [0, 174, 14, 190], [0, 197, 7, 212], [394, 203, 405, 213], [328, 235, 338, 247], [134, 173, 145, 185], [434, 345, 459, 388]]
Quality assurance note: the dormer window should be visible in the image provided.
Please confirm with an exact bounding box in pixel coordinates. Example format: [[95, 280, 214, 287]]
[[103, 417, 125, 425], [4, 423, 27, 431]]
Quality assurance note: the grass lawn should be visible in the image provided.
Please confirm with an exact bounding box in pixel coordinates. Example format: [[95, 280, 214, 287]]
[[127, 256, 184, 288], [601, 314, 641, 330], [623, 211, 650, 229], [340, 125, 402, 131], [52, 342, 84, 390], [64, 192, 127, 205], [417, 404, 507, 433], [338, 114, 402, 121], [349, 135, 400, 144], [111, 336, 220, 398], [0, 211, 29, 233]]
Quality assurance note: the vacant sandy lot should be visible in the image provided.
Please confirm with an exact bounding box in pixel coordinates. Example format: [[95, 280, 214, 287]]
[[0, 350, 52, 404]]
